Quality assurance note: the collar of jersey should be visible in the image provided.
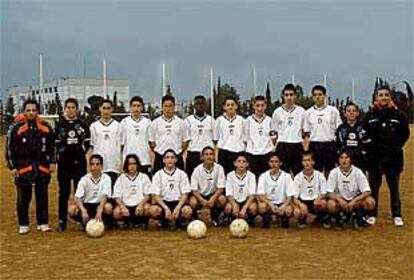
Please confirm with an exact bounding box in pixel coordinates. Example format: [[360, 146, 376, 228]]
[[162, 115, 175, 122], [339, 166, 353, 177], [223, 114, 237, 122], [194, 114, 207, 122], [281, 105, 297, 113], [269, 170, 281, 181], [252, 114, 266, 123], [125, 172, 139, 181], [235, 172, 247, 181], [203, 163, 215, 174], [303, 171, 315, 182], [90, 174, 102, 185], [313, 105, 327, 111], [163, 167, 177, 176], [130, 115, 142, 123], [99, 118, 114, 126]]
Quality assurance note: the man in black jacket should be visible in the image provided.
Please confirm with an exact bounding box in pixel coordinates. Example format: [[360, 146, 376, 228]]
[[6, 99, 56, 235], [363, 86, 410, 227], [55, 98, 90, 231]]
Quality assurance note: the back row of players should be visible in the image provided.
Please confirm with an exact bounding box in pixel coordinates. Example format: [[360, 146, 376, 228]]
[[8, 83, 410, 234]]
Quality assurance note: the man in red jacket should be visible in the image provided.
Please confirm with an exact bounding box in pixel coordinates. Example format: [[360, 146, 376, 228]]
[[6, 99, 56, 234]]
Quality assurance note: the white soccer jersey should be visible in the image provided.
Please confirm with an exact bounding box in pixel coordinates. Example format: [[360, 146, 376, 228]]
[[272, 105, 306, 143], [185, 114, 216, 152], [257, 170, 293, 205], [112, 172, 151, 207], [290, 170, 327, 201], [245, 115, 275, 155], [304, 105, 342, 142], [215, 114, 245, 152], [225, 170, 256, 203], [149, 116, 189, 155], [149, 168, 191, 202], [119, 115, 151, 166], [90, 119, 121, 173], [191, 163, 226, 196], [75, 173, 112, 204], [326, 165, 371, 201]]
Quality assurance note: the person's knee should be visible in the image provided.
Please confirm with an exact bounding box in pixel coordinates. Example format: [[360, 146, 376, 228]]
[[284, 206, 293, 217], [149, 205, 161, 219], [217, 195, 227, 208], [68, 204, 79, 216], [143, 203, 151, 216], [181, 205, 193, 220], [363, 197, 376, 211], [189, 196, 198, 210], [299, 204, 308, 217], [293, 207, 301, 219], [113, 206, 122, 220], [315, 199, 327, 212], [258, 202, 268, 214], [103, 203, 113, 215], [224, 203, 232, 215], [326, 199, 338, 213], [248, 203, 258, 216]]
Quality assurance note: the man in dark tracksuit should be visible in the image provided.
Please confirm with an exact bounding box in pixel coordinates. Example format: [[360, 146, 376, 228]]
[[363, 86, 410, 227], [336, 102, 368, 171], [6, 99, 55, 235], [55, 98, 90, 231]]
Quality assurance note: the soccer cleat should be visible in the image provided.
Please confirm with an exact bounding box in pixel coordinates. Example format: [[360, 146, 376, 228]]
[[57, 221, 67, 232], [262, 213, 271, 229], [393, 217, 404, 227], [353, 215, 364, 231], [19, 226, 30, 235], [281, 217, 290, 229], [36, 224, 52, 232], [366, 217, 376, 225], [334, 217, 344, 231], [297, 219, 307, 229], [321, 215, 332, 229]]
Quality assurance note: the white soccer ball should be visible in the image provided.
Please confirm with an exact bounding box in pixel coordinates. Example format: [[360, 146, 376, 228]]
[[187, 220, 207, 239], [85, 219, 105, 238], [230, 219, 249, 238]]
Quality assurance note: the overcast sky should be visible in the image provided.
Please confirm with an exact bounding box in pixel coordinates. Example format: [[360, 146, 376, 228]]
[[1, 0, 413, 108]]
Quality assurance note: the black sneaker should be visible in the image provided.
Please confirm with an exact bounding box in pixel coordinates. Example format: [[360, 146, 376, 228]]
[[298, 219, 307, 229], [262, 214, 271, 229], [334, 217, 344, 231], [58, 221, 66, 232], [247, 216, 256, 228], [281, 217, 290, 229], [321, 215, 332, 229]]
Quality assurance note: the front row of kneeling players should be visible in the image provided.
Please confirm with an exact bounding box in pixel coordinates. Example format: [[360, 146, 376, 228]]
[[69, 146, 375, 231]]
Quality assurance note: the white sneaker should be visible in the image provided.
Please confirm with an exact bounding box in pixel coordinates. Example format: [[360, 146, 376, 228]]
[[19, 226, 30, 235], [366, 217, 376, 225], [36, 224, 53, 232], [393, 217, 404, 227]]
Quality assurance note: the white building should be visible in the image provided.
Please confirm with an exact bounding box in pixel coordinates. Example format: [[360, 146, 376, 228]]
[[5, 77, 130, 114]]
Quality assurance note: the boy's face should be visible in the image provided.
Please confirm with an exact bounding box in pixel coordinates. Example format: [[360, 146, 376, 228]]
[[312, 90, 325, 106], [344, 105, 359, 122], [234, 156, 248, 171], [64, 102, 78, 119], [202, 149, 215, 165], [127, 158, 138, 174], [253, 100, 266, 115], [100, 102, 113, 119], [268, 156, 281, 170], [163, 153, 177, 168], [24, 104, 38, 121], [90, 158, 102, 173], [130, 101, 143, 116], [302, 155, 314, 170], [376, 89, 391, 107], [194, 98, 206, 114], [162, 100, 175, 117], [339, 153, 351, 168], [283, 90, 296, 105], [223, 99, 238, 115]]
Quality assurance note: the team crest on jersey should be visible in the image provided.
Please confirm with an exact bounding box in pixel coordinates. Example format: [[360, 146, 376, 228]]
[[307, 186, 314, 196], [104, 134, 110, 140], [68, 130, 76, 138], [382, 122, 386, 127], [287, 119, 293, 126], [135, 128, 140, 135], [169, 183, 174, 189], [198, 129, 203, 135], [271, 188, 276, 194], [317, 118, 323, 124], [348, 132, 356, 140], [22, 137, 27, 143]]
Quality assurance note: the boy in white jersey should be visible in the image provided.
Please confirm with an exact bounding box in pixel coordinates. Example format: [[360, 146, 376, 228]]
[[90, 99, 120, 186], [149, 149, 193, 229], [245, 95, 276, 177], [68, 154, 113, 229], [189, 146, 226, 225], [113, 154, 151, 229], [304, 85, 342, 174], [257, 153, 297, 228], [215, 96, 246, 174], [185, 95, 216, 177], [224, 153, 257, 225], [272, 84, 306, 175], [326, 149, 375, 230], [150, 95, 189, 174], [290, 152, 329, 229], [119, 96, 152, 177]]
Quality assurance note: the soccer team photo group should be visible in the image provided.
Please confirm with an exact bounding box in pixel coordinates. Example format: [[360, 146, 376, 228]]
[[6, 83, 410, 238]]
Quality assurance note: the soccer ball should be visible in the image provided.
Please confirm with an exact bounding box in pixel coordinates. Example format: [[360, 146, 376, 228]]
[[187, 220, 207, 239], [85, 219, 105, 238], [230, 219, 249, 238]]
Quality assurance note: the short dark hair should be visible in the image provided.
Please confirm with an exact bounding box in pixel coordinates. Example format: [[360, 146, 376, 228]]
[[376, 85, 391, 94], [194, 95, 206, 102], [234, 152, 249, 162], [123, 154, 141, 173], [23, 99, 40, 112], [130, 96, 144, 107], [223, 95, 238, 106], [162, 95, 175, 105], [338, 147, 352, 161], [163, 149, 177, 158], [89, 154, 104, 165], [344, 102, 359, 111], [253, 95, 266, 102], [64, 98, 79, 109], [201, 146, 214, 155], [100, 99, 113, 107], [301, 151, 314, 160], [311, 85, 327, 95], [268, 152, 281, 162], [282, 83, 296, 94]]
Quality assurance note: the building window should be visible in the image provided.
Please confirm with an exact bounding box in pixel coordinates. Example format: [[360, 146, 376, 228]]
[[54, 87, 58, 92], [45, 88, 48, 93]]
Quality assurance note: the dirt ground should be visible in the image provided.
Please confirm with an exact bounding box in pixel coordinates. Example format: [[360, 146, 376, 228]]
[[0, 133, 413, 280]]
